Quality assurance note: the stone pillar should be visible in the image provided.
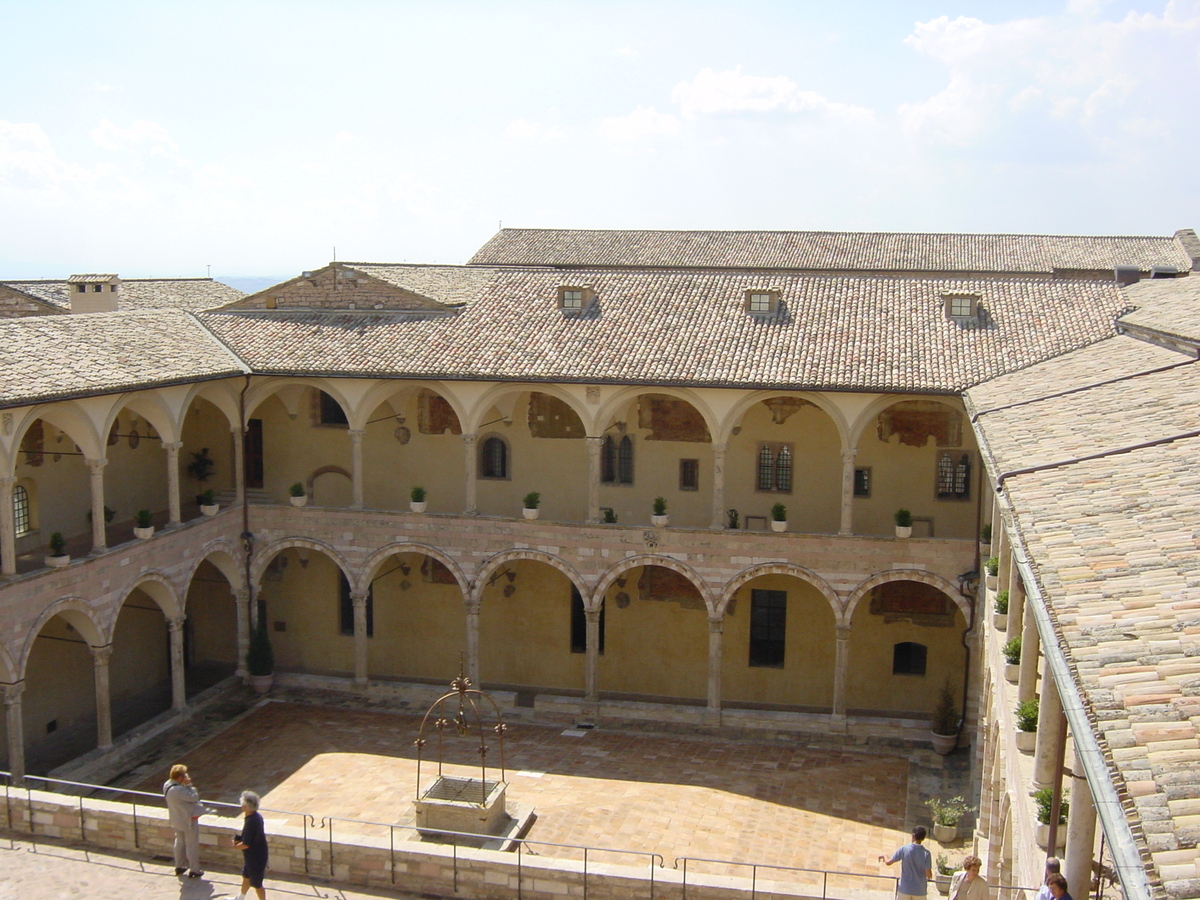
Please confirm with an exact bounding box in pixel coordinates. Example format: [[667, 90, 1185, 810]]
[[706, 616, 723, 720], [839, 448, 856, 535], [465, 601, 481, 685], [91, 645, 113, 750], [584, 608, 601, 701], [231, 427, 246, 506], [585, 437, 603, 524], [1033, 662, 1064, 790], [234, 589, 251, 679], [163, 441, 183, 525], [997, 519, 1012, 595], [831, 624, 851, 730], [352, 591, 369, 686], [1008, 566, 1025, 638], [710, 443, 727, 530], [0, 476, 16, 577], [87, 458, 108, 553], [1018, 594, 1041, 703], [462, 434, 478, 516], [4, 682, 25, 784], [1065, 743, 1098, 899], [168, 617, 187, 711], [349, 429, 365, 510]]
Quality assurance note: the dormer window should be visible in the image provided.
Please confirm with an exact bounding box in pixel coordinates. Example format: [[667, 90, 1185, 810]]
[[76, 284, 87, 294], [943, 293, 980, 321], [558, 285, 594, 312], [745, 289, 780, 315]]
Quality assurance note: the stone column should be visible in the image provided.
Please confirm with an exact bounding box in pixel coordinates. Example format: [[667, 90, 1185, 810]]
[[168, 617, 187, 711], [91, 645, 113, 751], [163, 442, 183, 525], [710, 443, 727, 530], [465, 600, 481, 685], [1007, 566, 1025, 638], [706, 616, 723, 720], [234, 589, 251, 679], [86, 458, 108, 553], [351, 591, 369, 686], [1065, 743, 1098, 898], [831, 624, 851, 730], [997, 520, 1012, 595], [1033, 661, 1064, 790], [3, 682, 25, 784], [585, 437, 603, 524], [1018, 594, 1041, 703], [462, 434, 478, 516], [349, 429, 365, 510], [584, 608, 601, 702], [231, 427, 246, 506], [0, 476, 16, 577], [839, 448, 856, 535]]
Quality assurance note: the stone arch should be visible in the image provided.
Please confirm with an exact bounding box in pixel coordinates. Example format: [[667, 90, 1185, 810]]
[[595, 385, 719, 443], [843, 569, 971, 624], [11, 402, 104, 467], [250, 537, 353, 590], [721, 390, 850, 449], [466, 383, 592, 435], [111, 571, 182, 636], [0, 640, 18, 683], [102, 391, 179, 447], [182, 380, 242, 432], [473, 549, 588, 605], [181, 539, 245, 603], [244, 376, 353, 423], [593, 554, 716, 614], [717, 563, 842, 619], [357, 379, 470, 437], [357, 542, 469, 597], [20, 598, 106, 677], [307, 464, 352, 491], [847, 394, 965, 449]]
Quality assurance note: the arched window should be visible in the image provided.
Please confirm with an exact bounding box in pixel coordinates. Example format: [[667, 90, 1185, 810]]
[[601, 435, 634, 485], [13, 484, 31, 536], [480, 436, 508, 479], [892, 641, 927, 675], [756, 444, 775, 491], [756, 443, 793, 493], [601, 436, 616, 483], [617, 436, 634, 484]]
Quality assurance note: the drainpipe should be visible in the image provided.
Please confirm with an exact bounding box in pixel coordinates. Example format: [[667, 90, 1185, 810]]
[[239, 375, 255, 621], [959, 471, 985, 730]]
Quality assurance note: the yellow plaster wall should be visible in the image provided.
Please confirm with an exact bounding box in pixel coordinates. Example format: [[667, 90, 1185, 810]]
[[22, 616, 95, 751], [110, 592, 170, 706], [14, 447, 89, 546], [185, 561, 238, 666], [367, 553, 466, 681], [102, 413, 169, 524], [599, 567, 708, 699], [725, 401, 842, 534], [720, 574, 837, 707], [251, 394, 354, 504], [180, 398, 236, 499], [361, 394, 466, 513], [258, 550, 354, 676], [479, 562, 583, 690]]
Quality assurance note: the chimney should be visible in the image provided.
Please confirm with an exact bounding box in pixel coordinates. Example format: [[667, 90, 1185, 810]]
[[68, 274, 120, 313]]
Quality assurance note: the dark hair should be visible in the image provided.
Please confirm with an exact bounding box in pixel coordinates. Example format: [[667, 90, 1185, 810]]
[[1047, 874, 1068, 891], [1045, 858, 1061, 875], [912, 826, 927, 842]]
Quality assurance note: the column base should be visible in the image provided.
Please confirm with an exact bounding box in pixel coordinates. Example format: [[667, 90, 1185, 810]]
[[703, 708, 722, 726], [828, 713, 848, 733]]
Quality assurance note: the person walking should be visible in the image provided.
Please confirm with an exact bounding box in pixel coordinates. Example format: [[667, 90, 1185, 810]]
[[949, 855, 988, 900], [879, 825, 934, 900], [162, 763, 206, 878], [1036, 858, 1063, 900], [1046, 873, 1074, 900], [229, 790, 269, 900]]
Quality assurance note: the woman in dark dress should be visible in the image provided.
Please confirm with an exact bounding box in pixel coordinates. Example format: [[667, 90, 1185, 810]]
[[231, 790, 268, 899]]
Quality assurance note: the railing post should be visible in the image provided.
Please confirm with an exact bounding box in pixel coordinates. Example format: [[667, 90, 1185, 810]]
[[132, 800, 139, 849], [752, 864, 757, 900], [77, 794, 85, 842], [683, 857, 688, 900], [517, 839, 523, 900], [390, 825, 395, 884], [584, 846, 589, 900]]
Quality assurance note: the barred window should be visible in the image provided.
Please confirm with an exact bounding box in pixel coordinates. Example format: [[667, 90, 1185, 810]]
[[749, 589, 787, 667], [617, 436, 633, 484], [936, 451, 971, 499], [480, 436, 508, 479], [601, 436, 616, 483], [13, 485, 30, 536], [602, 436, 633, 484], [679, 458, 699, 491], [756, 443, 793, 493], [853, 467, 871, 497]]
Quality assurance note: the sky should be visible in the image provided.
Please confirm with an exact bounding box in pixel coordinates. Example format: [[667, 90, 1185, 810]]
[[1, 0, 1197, 281]]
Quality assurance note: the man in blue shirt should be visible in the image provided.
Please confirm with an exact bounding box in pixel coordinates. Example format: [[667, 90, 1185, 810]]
[[879, 826, 934, 899]]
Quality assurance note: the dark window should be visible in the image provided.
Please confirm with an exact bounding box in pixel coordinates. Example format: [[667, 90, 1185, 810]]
[[480, 436, 508, 479], [601, 436, 616, 483], [92, 284, 103, 293], [749, 589, 787, 667], [338, 572, 374, 637], [893, 641, 927, 675], [853, 467, 871, 497], [318, 391, 348, 426], [13, 484, 30, 536], [679, 458, 699, 491], [756, 443, 793, 493], [570, 587, 605, 654], [936, 451, 971, 499], [617, 436, 633, 484], [75, 284, 87, 294], [244, 419, 264, 489]]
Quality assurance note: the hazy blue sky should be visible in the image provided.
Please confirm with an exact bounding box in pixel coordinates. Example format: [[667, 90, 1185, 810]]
[[1, 0, 1197, 279]]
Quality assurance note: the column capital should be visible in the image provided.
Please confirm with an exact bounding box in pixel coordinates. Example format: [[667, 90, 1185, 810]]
[[2, 681, 24, 703], [90, 644, 113, 664], [583, 607, 602, 622], [585, 435, 604, 448], [161, 441, 184, 452], [0, 475, 15, 488], [168, 616, 186, 634], [349, 428, 365, 439], [234, 588, 251, 604], [86, 457, 108, 472], [464, 599, 481, 616], [462, 432, 478, 446], [711, 442, 727, 454], [350, 591, 369, 608], [840, 447, 857, 463], [708, 616, 724, 634], [835, 623, 852, 639]]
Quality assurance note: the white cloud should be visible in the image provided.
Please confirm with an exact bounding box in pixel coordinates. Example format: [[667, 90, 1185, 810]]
[[87, 83, 118, 93], [616, 47, 637, 58], [596, 107, 681, 145], [670, 66, 874, 123], [505, 118, 568, 142], [91, 118, 182, 159]]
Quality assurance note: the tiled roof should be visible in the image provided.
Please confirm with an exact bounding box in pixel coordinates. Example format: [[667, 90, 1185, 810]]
[[470, 229, 1193, 274], [343, 263, 502, 307], [200, 268, 1128, 391], [0, 278, 243, 313], [967, 338, 1200, 899], [0, 311, 246, 408], [1120, 276, 1200, 347]]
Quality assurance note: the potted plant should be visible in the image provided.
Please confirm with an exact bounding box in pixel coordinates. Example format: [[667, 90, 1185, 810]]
[[188, 447, 216, 505], [934, 854, 957, 895], [1002, 635, 1021, 683], [522, 491, 541, 520], [602, 507, 618, 524], [198, 488, 219, 516], [985, 556, 999, 590], [927, 796, 969, 844], [727, 508, 739, 530], [894, 508, 913, 538], [409, 485, 427, 513], [86, 505, 116, 525], [980, 522, 992, 551], [993, 590, 1009, 630], [246, 615, 275, 694], [45, 531, 69, 568], [133, 508, 154, 539], [651, 496, 669, 527], [930, 679, 959, 755], [1033, 786, 1068, 849], [770, 502, 788, 532], [289, 482, 307, 507], [1015, 697, 1038, 752]]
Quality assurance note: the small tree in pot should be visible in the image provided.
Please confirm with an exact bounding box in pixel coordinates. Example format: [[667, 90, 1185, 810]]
[[289, 482, 307, 507], [134, 508, 154, 539], [522, 491, 541, 519], [927, 795, 969, 843], [46, 531, 69, 567], [651, 496, 669, 527], [246, 615, 275, 693], [1014, 697, 1038, 752], [410, 485, 427, 512], [894, 508, 913, 538], [1003, 635, 1021, 683], [198, 488, 219, 516], [930, 679, 959, 755], [770, 502, 787, 532]]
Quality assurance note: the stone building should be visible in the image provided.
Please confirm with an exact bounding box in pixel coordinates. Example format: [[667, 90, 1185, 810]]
[[1, 227, 1198, 899]]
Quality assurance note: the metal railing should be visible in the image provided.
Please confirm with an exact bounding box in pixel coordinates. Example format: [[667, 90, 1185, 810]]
[[676, 855, 898, 900]]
